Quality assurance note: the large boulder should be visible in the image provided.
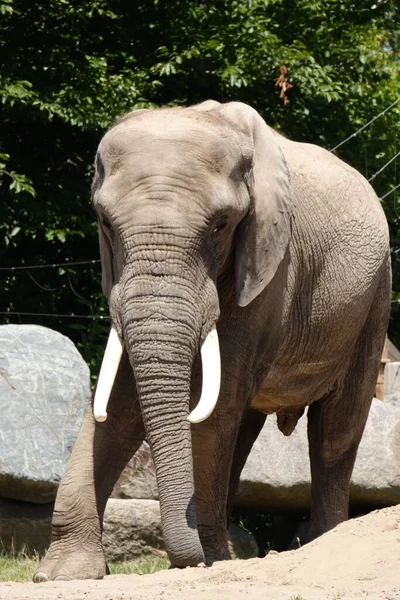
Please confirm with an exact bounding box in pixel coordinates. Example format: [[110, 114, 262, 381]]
[[102, 499, 165, 560], [112, 443, 158, 500], [384, 361, 400, 400], [0, 324, 90, 503], [0, 498, 53, 555], [236, 397, 400, 511]]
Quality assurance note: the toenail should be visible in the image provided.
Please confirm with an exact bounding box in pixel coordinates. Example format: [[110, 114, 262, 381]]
[[33, 572, 49, 583]]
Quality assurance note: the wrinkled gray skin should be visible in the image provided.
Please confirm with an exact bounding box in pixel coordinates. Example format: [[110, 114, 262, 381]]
[[34, 101, 391, 581]]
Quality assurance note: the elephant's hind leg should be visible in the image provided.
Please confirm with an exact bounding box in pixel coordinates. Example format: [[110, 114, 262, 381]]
[[33, 351, 145, 582], [307, 279, 390, 541]]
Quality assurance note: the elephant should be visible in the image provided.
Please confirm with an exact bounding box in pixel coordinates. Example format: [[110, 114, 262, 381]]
[[34, 100, 391, 581]]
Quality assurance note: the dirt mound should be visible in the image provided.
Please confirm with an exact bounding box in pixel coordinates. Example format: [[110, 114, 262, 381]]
[[1, 505, 399, 600]]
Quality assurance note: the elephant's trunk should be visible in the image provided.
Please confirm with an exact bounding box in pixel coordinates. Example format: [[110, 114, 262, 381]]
[[93, 226, 221, 566], [122, 285, 204, 567]]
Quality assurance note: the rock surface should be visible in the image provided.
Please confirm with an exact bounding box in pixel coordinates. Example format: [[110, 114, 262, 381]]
[[227, 522, 259, 560], [114, 399, 400, 512], [0, 498, 53, 555], [0, 324, 90, 503], [112, 443, 158, 500], [102, 499, 165, 561], [237, 397, 400, 510], [384, 361, 400, 399]]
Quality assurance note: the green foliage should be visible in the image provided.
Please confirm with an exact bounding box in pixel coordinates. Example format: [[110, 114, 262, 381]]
[[232, 510, 272, 536], [1, 0, 399, 370]]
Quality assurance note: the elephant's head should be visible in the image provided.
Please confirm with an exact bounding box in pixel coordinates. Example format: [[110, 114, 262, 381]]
[[91, 101, 291, 566]]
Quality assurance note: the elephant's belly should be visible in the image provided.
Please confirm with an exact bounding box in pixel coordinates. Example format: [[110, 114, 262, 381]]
[[250, 388, 301, 415], [251, 359, 337, 415], [250, 392, 279, 415]]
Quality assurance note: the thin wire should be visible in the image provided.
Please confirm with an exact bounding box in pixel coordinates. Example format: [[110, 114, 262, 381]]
[[329, 97, 400, 152], [0, 259, 101, 271], [26, 270, 57, 292], [381, 182, 400, 201], [368, 150, 400, 182], [68, 273, 86, 300], [0, 311, 109, 320]]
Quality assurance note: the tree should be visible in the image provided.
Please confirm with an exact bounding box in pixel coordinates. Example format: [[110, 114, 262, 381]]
[[1, 0, 399, 376]]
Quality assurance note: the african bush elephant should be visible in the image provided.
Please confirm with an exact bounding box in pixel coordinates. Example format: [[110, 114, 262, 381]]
[[34, 101, 391, 581]]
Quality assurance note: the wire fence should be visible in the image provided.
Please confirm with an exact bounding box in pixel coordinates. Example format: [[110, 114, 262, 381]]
[[0, 259, 101, 271], [329, 97, 400, 152], [0, 311, 109, 320]]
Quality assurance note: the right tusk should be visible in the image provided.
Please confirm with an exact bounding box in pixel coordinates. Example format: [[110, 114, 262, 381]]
[[93, 325, 124, 422], [187, 326, 221, 424]]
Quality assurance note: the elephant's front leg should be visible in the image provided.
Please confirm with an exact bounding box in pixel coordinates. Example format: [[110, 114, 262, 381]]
[[192, 390, 243, 565], [34, 351, 145, 582]]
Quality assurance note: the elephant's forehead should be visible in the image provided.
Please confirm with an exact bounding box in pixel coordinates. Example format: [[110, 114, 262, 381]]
[[98, 112, 240, 174]]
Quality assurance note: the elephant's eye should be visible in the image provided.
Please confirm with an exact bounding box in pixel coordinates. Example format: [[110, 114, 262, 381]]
[[213, 216, 228, 234]]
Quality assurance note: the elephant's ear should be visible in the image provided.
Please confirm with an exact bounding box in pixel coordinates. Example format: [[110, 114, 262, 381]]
[[197, 101, 292, 307], [92, 153, 114, 302]]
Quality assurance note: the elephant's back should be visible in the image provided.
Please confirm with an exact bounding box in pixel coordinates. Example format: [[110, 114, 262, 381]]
[[279, 136, 388, 241], [278, 137, 389, 284]]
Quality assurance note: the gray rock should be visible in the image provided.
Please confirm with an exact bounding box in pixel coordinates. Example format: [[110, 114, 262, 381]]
[[0, 498, 53, 555], [0, 324, 90, 503], [236, 398, 400, 511], [111, 442, 158, 500], [237, 412, 310, 512], [350, 398, 400, 506], [0, 498, 165, 560], [384, 361, 400, 399], [103, 499, 258, 561], [102, 499, 165, 561], [227, 522, 259, 559]]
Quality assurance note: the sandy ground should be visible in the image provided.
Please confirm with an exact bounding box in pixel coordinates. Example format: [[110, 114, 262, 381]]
[[1, 505, 399, 600]]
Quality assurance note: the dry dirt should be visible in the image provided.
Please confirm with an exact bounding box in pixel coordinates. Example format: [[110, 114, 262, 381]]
[[1, 505, 399, 600]]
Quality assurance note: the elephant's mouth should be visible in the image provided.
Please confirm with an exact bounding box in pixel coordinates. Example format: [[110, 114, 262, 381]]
[[93, 324, 221, 424]]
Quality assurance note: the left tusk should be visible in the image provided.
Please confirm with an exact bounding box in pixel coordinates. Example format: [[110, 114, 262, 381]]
[[187, 327, 221, 424], [93, 325, 124, 422]]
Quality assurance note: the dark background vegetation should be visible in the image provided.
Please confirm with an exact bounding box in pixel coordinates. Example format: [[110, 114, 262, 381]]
[[1, 0, 399, 379]]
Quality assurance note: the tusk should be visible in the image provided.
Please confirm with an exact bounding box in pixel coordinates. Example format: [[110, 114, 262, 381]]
[[188, 327, 221, 424], [93, 325, 124, 422]]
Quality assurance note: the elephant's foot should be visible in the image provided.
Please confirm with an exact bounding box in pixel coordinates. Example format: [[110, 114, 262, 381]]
[[33, 540, 107, 582], [203, 547, 230, 566], [198, 526, 231, 566]]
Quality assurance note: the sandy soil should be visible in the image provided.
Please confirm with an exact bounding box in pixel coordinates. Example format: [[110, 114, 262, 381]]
[[1, 505, 399, 600]]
